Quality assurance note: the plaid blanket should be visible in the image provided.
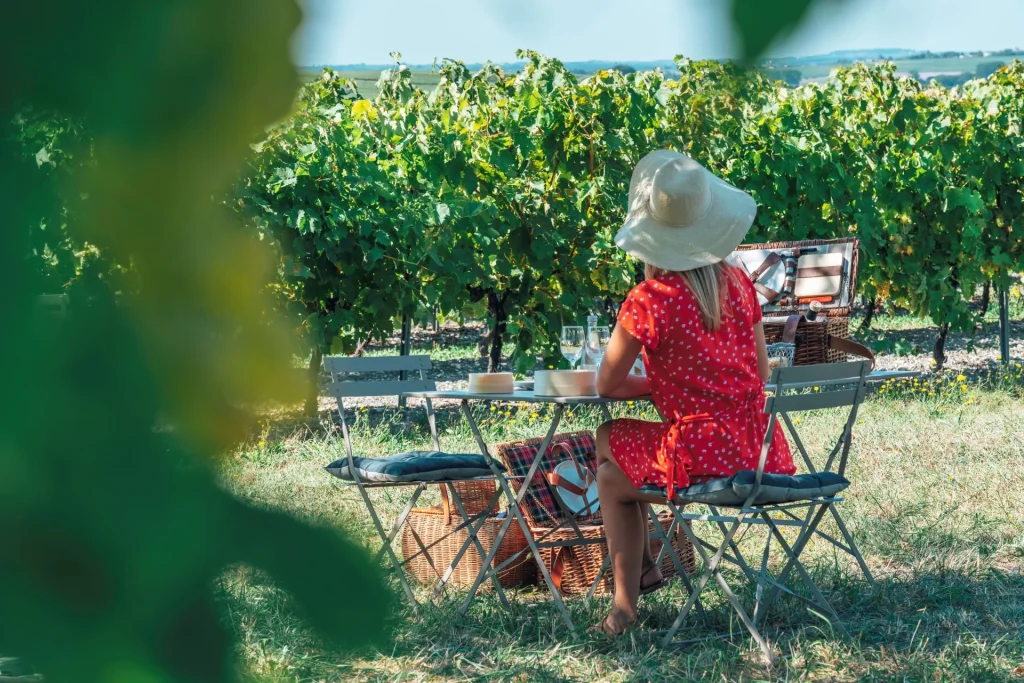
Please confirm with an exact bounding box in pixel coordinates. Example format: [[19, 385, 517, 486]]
[[495, 431, 597, 527]]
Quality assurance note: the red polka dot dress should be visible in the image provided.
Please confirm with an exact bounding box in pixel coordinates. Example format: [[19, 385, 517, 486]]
[[609, 267, 795, 498]]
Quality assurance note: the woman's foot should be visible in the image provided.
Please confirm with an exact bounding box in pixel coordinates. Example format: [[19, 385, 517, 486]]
[[639, 562, 665, 595], [591, 609, 636, 637]]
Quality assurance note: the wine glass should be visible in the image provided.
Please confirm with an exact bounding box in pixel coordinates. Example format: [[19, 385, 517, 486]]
[[586, 326, 611, 365], [560, 326, 585, 370]]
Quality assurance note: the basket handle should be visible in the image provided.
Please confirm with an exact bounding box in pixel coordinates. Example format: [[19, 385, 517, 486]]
[[438, 484, 452, 526], [829, 336, 876, 369], [782, 314, 802, 344], [549, 546, 570, 594]]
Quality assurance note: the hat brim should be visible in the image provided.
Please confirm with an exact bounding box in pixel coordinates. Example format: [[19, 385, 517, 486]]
[[615, 170, 757, 273]]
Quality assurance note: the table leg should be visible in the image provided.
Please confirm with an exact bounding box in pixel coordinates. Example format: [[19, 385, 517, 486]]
[[458, 402, 577, 630]]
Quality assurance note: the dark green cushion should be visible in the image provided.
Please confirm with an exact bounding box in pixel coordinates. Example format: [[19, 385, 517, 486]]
[[324, 451, 503, 483], [642, 471, 850, 506]]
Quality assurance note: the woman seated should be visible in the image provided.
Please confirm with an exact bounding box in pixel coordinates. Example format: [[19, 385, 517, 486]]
[[593, 150, 795, 636]]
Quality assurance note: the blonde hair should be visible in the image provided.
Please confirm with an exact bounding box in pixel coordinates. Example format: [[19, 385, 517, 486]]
[[645, 262, 740, 332]]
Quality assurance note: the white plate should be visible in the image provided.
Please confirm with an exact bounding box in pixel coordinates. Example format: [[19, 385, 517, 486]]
[[550, 460, 600, 515], [534, 370, 597, 397]]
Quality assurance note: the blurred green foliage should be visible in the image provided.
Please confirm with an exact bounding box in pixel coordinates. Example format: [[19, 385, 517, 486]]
[[2, 1, 392, 681], [729, 0, 850, 61]]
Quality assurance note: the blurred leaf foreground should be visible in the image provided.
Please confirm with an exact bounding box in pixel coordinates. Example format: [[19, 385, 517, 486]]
[[0, 1, 392, 682]]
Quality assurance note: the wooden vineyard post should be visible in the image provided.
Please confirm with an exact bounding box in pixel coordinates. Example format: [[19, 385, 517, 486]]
[[399, 315, 412, 408], [999, 287, 1011, 365]]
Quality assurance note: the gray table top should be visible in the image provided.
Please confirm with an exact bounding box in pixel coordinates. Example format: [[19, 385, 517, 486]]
[[403, 369, 919, 403]]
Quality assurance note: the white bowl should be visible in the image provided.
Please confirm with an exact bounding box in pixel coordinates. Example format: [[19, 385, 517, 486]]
[[468, 372, 514, 394], [534, 370, 598, 397]]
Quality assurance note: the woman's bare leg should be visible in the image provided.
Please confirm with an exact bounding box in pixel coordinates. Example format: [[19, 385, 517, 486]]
[[639, 502, 662, 585], [595, 422, 666, 633]]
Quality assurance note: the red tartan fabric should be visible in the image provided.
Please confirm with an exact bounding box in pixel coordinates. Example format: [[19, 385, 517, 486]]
[[495, 431, 596, 527]]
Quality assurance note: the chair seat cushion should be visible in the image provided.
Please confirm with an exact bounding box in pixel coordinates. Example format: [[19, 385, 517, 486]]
[[324, 451, 504, 483], [642, 471, 850, 506]]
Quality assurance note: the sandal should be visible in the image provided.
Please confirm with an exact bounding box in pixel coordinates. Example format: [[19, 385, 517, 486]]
[[639, 565, 667, 596], [589, 613, 636, 638]]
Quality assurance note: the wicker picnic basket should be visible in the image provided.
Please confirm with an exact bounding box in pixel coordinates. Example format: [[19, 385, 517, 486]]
[[735, 237, 873, 366], [400, 479, 534, 589], [495, 431, 695, 597], [735, 237, 860, 317], [762, 316, 863, 366], [536, 512, 696, 596]]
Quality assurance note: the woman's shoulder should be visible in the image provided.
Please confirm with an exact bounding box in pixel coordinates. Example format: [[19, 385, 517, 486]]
[[629, 273, 685, 299]]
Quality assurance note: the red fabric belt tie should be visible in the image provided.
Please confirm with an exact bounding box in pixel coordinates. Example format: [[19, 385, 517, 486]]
[[657, 393, 765, 502], [660, 414, 712, 502]]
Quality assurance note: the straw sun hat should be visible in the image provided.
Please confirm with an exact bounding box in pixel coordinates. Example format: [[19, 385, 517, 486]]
[[615, 150, 757, 273]]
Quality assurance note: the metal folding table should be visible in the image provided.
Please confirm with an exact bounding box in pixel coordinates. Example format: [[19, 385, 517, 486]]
[[402, 369, 918, 629]]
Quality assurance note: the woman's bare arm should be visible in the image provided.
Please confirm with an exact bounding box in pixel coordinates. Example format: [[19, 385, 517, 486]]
[[596, 324, 651, 398], [754, 322, 771, 382]]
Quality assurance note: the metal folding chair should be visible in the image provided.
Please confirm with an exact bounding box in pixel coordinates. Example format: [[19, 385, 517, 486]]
[[657, 361, 871, 660], [776, 370, 877, 587], [325, 355, 509, 607]]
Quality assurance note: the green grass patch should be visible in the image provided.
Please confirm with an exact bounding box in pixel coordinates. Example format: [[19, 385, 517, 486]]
[[221, 378, 1024, 681]]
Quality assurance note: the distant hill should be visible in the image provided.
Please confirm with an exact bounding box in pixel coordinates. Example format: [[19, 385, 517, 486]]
[[302, 48, 1024, 76], [301, 48, 1024, 95], [302, 49, 931, 73], [301, 59, 680, 74], [765, 48, 920, 67]]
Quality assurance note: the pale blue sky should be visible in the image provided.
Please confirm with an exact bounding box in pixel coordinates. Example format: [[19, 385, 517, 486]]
[[296, 0, 1024, 66]]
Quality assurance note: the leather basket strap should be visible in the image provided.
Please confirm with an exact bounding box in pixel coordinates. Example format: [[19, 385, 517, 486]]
[[545, 472, 589, 497], [753, 281, 781, 303], [748, 252, 783, 303], [829, 335, 876, 369], [782, 314, 803, 344], [797, 265, 843, 278], [749, 252, 782, 281]]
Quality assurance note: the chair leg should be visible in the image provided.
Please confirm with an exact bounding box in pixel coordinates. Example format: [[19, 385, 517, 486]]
[[458, 513, 516, 616], [667, 513, 774, 662], [752, 525, 774, 626], [356, 481, 420, 605], [779, 503, 875, 589], [661, 518, 722, 645], [709, 505, 759, 584], [646, 507, 706, 620], [648, 508, 689, 583], [585, 553, 611, 603], [374, 483, 425, 564], [829, 502, 876, 588], [762, 511, 851, 642], [761, 504, 825, 615]]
